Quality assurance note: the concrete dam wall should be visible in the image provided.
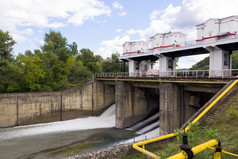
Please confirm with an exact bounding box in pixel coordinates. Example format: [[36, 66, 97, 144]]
[[0, 77, 226, 135], [0, 81, 115, 127]]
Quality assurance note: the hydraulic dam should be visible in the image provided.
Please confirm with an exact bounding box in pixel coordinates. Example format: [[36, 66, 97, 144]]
[[0, 77, 229, 135]]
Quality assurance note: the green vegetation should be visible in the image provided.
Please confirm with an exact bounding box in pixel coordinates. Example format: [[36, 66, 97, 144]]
[[190, 50, 238, 70], [190, 57, 209, 70], [0, 29, 124, 93], [101, 52, 128, 72], [124, 95, 238, 159]]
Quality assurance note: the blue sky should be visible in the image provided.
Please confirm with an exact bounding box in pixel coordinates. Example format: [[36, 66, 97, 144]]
[[1, 0, 238, 68]]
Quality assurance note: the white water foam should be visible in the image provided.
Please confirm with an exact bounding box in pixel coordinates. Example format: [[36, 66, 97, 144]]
[[119, 127, 160, 144], [0, 104, 116, 141]]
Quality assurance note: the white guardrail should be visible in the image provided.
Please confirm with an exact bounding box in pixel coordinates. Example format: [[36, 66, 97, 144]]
[[95, 69, 238, 79]]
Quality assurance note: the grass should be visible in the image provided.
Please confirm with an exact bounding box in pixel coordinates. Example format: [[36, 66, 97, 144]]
[[124, 94, 238, 159]]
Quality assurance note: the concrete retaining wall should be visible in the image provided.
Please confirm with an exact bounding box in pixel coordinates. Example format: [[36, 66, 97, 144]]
[[0, 80, 115, 127]]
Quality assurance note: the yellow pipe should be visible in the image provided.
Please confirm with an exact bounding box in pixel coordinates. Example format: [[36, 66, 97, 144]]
[[222, 150, 238, 157], [214, 152, 221, 159], [168, 140, 218, 159], [142, 145, 145, 155], [132, 80, 238, 158], [208, 147, 238, 157], [185, 80, 238, 131], [132, 133, 176, 159]]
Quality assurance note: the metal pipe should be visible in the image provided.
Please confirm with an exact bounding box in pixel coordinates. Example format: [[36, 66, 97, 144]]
[[185, 79, 238, 131], [132, 80, 238, 158], [168, 140, 218, 159]]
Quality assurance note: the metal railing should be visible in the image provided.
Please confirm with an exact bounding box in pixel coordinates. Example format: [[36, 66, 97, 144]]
[[132, 80, 238, 159], [95, 69, 238, 79], [168, 139, 238, 159]]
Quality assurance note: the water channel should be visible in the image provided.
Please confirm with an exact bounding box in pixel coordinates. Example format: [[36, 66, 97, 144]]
[[0, 104, 159, 159]]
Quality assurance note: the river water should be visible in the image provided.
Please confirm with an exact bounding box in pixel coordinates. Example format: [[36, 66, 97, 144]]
[[0, 104, 159, 159]]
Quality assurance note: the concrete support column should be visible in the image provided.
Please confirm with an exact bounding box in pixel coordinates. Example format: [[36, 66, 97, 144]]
[[115, 81, 132, 128], [159, 83, 180, 135], [115, 82, 155, 129], [159, 55, 176, 77], [129, 60, 136, 76], [208, 46, 231, 77]]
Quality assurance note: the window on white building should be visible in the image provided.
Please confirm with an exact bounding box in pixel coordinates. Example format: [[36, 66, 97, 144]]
[[168, 59, 173, 69], [224, 53, 229, 66]]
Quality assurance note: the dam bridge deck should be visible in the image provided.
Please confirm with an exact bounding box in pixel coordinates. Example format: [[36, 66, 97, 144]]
[[95, 70, 238, 84]]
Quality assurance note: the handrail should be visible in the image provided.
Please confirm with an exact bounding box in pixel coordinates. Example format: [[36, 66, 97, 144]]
[[132, 80, 238, 158], [95, 69, 238, 79], [168, 140, 218, 159], [208, 147, 238, 157]]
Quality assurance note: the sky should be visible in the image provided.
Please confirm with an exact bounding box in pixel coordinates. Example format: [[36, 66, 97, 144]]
[[1, 0, 238, 69]]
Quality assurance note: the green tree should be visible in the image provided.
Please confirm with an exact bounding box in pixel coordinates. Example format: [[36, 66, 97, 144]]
[[77, 48, 102, 73], [0, 60, 23, 92], [190, 51, 238, 70], [17, 54, 46, 91], [0, 30, 16, 60], [66, 57, 92, 84], [42, 31, 74, 63], [232, 50, 238, 69], [35, 51, 69, 91], [102, 53, 121, 72], [68, 42, 79, 56], [0, 29, 22, 93], [190, 57, 209, 70]]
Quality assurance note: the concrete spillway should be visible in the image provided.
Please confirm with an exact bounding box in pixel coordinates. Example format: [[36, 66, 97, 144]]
[[0, 104, 139, 159], [0, 104, 116, 141]]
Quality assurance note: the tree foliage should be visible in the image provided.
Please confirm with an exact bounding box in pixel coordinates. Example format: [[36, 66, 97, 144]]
[[190, 51, 238, 70], [0, 30, 16, 61], [77, 48, 102, 74], [17, 54, 46, 91], [0, 29, 124, 93], [0, 60, 23, 92], [190, 56, 209, 70], [232, 50, 238, 69], [102, 53, 121, 72]]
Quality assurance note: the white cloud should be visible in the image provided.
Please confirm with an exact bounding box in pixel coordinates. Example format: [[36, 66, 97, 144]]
[[150, 10, 161, 20], [96, 20, 106, 23], [99, 35, 129, 58], [119, 11, 127, 16], [126, 29, 144, 38], [124, 0, 238, 68], [112, 1, 127, 16], [116, 29, 122, 33], [177, 54, 209, 69], [129, 0, 238, 40], [0, 0, 111, 43], [112, 1, 123, 10]]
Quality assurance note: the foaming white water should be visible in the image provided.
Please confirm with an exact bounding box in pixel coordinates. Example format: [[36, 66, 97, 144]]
[[100, 104, 115, 118], [119, 127, 160, 144], [0, 104, 116, 141]]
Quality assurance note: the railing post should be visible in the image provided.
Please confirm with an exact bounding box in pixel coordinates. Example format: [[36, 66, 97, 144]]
[[179, 132, 194, 159], [214, 140, 222, 159], [142, 145, 145, 155]]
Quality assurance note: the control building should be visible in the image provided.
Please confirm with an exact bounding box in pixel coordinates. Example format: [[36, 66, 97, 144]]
[[150, 32, 186, 54], [120, 15, 238, 77]]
